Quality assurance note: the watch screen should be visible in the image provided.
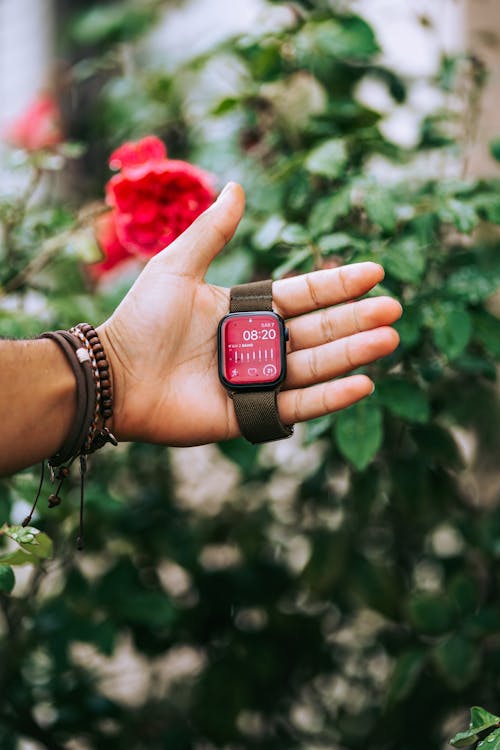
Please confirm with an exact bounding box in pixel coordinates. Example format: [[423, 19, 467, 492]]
[[220, 313, 284, 386]]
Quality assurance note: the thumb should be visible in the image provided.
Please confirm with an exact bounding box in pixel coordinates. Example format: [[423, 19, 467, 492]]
[[157, 181, 245, 278]]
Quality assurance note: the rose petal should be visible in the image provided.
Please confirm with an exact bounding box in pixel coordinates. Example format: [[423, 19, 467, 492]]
[[109, 135, 167, 171], [4, 94, 63, 151], [90, 212, 133, 278], [101, 138, 217, 263]]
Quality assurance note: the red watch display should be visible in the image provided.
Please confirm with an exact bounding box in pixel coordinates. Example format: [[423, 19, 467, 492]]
[[218, 311, 288, 389]]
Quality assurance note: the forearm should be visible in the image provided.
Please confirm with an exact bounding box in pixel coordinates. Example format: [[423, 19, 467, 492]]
[[0, 338, 76, 476]]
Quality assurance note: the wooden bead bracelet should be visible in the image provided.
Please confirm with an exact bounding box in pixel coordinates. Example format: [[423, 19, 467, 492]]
[[23, 324, 117, 549]]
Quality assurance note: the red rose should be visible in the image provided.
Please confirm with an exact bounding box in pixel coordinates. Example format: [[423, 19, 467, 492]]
[[105, 135, 216, 258], [4, 94, 63, 151], [91, 212, 132, 279], [91, 135, 216, 276]]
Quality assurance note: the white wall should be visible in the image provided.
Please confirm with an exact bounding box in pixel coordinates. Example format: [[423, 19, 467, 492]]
[[0, 0, 54, 129]]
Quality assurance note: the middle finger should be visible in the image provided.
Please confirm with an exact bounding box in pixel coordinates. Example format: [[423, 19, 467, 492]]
[[287, 296, 402, 352], [285, 326, 400, 389]]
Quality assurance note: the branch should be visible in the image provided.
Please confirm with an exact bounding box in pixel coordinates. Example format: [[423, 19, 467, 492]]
[[0, 203, 107, 296]]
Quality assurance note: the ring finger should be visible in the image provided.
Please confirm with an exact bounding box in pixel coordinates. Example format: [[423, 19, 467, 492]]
[[285, 326, 400, 389], [286, 296, 402, 352]]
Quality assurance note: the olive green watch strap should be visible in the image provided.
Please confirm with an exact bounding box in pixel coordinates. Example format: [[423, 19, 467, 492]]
[[230, 279, 273, 312], [232, 390, 293, 444], [229, 280, 293, 444]]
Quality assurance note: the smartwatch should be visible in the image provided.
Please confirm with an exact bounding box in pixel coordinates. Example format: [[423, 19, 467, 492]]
[[217, 279, 294, 444]]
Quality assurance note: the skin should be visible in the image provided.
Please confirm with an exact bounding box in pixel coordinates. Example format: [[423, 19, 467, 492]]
[[0, 182, 402, 476]]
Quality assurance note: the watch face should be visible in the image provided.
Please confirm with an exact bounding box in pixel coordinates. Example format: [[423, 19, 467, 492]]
[[218, 312, 286, 388]]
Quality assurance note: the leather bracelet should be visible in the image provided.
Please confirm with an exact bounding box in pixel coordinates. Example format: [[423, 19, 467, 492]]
[[24, 324, 116, 549], [39, 331, 95, 466]]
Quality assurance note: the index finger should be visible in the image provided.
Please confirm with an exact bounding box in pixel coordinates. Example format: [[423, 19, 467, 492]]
[[273, 262, 385, 318]]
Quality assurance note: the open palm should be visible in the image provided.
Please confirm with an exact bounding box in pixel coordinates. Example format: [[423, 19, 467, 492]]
[[98, 183, 401, 446]]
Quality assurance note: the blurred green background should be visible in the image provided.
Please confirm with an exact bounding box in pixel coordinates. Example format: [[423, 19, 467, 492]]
[[1, 1, 500, 748]]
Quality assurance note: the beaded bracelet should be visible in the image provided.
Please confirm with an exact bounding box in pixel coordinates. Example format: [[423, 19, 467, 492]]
[[23, 324, 117, 550], [71, 324, 116, 454]]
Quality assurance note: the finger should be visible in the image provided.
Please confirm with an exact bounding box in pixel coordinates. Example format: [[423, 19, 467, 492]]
[[285, 326, 400, 389], [273, 262, 385, 318], [278, 374, 374, 424], [154, 181, 246, 278], [287, 296, 402, 352]]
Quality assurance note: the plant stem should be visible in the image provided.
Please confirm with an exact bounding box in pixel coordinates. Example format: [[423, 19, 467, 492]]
[[0, 204, 107, 296]]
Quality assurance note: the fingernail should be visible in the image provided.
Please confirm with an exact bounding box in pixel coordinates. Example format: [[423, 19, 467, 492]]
[[370, 382, 376, 395], [217, 182, 234, 202]]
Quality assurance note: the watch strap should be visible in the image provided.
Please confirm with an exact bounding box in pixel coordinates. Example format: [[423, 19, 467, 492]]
[[230, 279, 273, 312], [228, 279, 293, 444], [232, 390, 293, 444]]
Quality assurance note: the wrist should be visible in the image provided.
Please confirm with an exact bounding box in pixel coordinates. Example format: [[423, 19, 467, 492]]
[[40, 337, 79, 454], [95, 323, 120, 440], [0, 338, 76, 475]]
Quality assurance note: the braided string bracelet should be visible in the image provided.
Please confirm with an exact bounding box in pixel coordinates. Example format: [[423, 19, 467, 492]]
[[70, 323, 116, 452], [23, 324, 117, 550]]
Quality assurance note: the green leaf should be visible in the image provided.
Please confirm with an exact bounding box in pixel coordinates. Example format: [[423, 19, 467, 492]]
[[433, 634, 480, 690], [394, 305, 422, 348], [273, 247, 312, 279], [0, 565, 15, 593], [118, 592, 176, 628], [304, 415, 334, 444], [296, 18, 378, 64], [0, 524, 53, 562], [474, 193, 500, 224], [439, 199, 479, 233], [57, 142, 86, 159], [437, 179, 477, 198], [218, 439, 259, 478], [454, 354, 497, 379], [381, 237, 426, 284], [280, 224, 311, 245], [412, 425, 463, 468], [451, 707, 500, 748], [30, 152, 65, 170], [478, 727, 500, 749], [1, 525, 35, 545], [386, 649, 425, 706], [407, 592, 454, 635], [305, 139, 348, 179], [364, 186, 397, 232], [64, 228, 101, 263], [72, 5, 156, 45], [211, 97, 240, 116], [308, 188, 351, 236], [205, 247, 254, 287], [377, 378, 430, 423], [449, 572, 480, 615], [473, 310, 500, 357], [317, 232, 364, 255], [446, 266, 500, 303], [0, 549, 38, 566], [253, 215, 287, 250], [490, 138, 500, 161], [335, 399, 383, 470], [430, 305, 472, 360]]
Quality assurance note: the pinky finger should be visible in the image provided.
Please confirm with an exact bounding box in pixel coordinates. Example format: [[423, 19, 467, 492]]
[[278, 374, 374, 424]]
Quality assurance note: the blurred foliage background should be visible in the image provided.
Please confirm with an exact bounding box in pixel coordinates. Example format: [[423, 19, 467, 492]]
[[1, 0, 500, 748]]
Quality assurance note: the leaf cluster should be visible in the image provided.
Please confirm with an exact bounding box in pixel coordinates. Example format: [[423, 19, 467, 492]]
[[1, 1, 500, 749]]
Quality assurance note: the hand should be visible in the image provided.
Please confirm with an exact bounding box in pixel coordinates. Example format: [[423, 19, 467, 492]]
[[98, 183, 402, 446]]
